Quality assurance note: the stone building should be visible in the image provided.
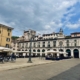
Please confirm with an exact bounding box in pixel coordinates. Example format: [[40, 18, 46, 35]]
[[12, 29, 80, 58]]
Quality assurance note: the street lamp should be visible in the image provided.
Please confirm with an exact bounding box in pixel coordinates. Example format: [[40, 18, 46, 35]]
[[27, 30, 35, 63]]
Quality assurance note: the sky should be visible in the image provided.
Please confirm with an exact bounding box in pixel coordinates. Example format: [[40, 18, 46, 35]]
[[0, 0, 80, 36]]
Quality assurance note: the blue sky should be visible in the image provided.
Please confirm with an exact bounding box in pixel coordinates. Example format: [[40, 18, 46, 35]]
[[0, 0, 80, 36]]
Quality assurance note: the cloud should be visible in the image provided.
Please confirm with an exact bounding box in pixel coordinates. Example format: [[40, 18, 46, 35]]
[[0, 0, 79, 36], [65, 19, 80, 29]]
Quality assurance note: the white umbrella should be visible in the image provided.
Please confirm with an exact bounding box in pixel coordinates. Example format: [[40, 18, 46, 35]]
[[12, 51, 29, 53], [59, 51, 68, 54], [46, 50, 59, 54]]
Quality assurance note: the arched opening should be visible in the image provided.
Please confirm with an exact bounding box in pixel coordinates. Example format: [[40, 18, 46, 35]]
[[53, 49, 56, 51], [33, 53, 36, 57], [42, 49, 45, 52], [73, 49, 79, 58], [37, 53, 40, 57], [42, 53, 45, 57], [59, 49, 63, 52], [37, 49, 40, 52], [66, 49, 71, 57], [33, 49, 36, 52], [59, 49, 64, 59], [19, 53, 23, 58]]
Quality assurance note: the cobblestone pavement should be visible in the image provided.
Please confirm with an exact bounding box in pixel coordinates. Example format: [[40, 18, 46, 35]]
[[0, 58, 80, 80], [0, 58, 53, 71]]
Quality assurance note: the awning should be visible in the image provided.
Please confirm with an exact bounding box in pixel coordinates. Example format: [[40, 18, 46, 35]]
[[0, 47, 12, 52], [13, 51, 29, 53], [46, 50, 59, 54]]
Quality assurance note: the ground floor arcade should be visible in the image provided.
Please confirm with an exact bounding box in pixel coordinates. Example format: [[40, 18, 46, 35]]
[[14, 48, 80, 58]]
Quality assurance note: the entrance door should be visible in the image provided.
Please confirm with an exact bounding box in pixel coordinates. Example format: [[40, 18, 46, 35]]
[[66, 49, 71, 57], [74, 49, 79, 58]]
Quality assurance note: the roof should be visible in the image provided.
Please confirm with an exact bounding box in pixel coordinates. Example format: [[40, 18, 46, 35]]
[[71, 32, 80, 34], [0, 24, 14, 29], [43, 32, 59, 36]]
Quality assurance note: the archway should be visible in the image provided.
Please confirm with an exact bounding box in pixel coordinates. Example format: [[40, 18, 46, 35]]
[[37, 53, 40, 57], [59, 49, 64, 59], [66, 49, 71, 57], [59, 49, 63, 52], [42, 53, 45, 57], [33, 53, 36, 57], [73, 49, 79, 58]]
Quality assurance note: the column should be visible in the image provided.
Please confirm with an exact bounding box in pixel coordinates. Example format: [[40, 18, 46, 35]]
[[71, 49, 74, 57]]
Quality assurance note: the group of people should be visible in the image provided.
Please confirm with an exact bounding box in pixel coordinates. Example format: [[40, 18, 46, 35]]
[[0, 53, 16, 63]]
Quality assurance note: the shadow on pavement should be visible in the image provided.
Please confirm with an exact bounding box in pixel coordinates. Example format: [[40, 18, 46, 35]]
[[48, 64, 80, 80]]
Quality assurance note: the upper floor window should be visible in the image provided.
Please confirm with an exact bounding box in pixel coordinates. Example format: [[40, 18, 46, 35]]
[[74, 34, 77, 37], [7, 28, 11, 32], [25, 43, 28, 48], [43, 42, 45, 44], [48, 41, 50, 44], [8, 33, 10, 36], [74, 40, 77, 42], [0, 30, 1, 33], [53, 41, 56, 47], [6, 38, 10, 42], [34, 42, 36, 47], [66, 40, 69, 47], [6, 44, 9, 48], [74, 40, 77, 46], [66, 40, 69, 43], [21, 43, 24, 48], [59, 41, 63, 47]]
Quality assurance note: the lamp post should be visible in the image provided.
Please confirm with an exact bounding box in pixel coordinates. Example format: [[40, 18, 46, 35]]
[[27, 30, 35, 63]]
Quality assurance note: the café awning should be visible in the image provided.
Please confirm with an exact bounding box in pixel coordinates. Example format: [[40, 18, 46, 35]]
[[0, 47, 12, 52]]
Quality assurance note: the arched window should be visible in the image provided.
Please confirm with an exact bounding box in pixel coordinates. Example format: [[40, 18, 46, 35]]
[[59, 49, 63, 52], [33, 49, 36, 52], [37, 49, 40, 52], [42, 49, 45, 52]]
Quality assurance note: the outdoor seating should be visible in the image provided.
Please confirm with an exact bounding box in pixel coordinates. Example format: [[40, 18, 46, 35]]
[[0, 56, 4, 63]]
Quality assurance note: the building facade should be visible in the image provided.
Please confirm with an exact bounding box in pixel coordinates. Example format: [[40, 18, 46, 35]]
[[0, 24, 13, 48], [12, 29, 80, 58]]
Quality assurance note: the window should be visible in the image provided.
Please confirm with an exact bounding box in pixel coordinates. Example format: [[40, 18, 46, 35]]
[[66, 40, 69, 47], [59, 41, 63, 47], [43, 45, 45, 47], [33, 49, 36, 52], [48, 45, 50, 47], [53, 41, 56, 47], [6, 44, 9, 48], [7, 28, 11, 32], [43, 42, 45, 44], [0, 30, 1, 33], [67, 43, 69, 47], [6, 38, 10, 42], [74, 40, 77, 42], [37, 49, 40, 52], [74, 34, 77, 37], [37, 42, 40, 47], [74, 43, 77, 47], [48, 41, 50, 47], [42, 49, 45, 52], [21, 43, 24, 48], [26, 43, 28, 48], [8, 33, 10, 36], [34, 42, 36, 47], [74, 40, 77, 46]]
